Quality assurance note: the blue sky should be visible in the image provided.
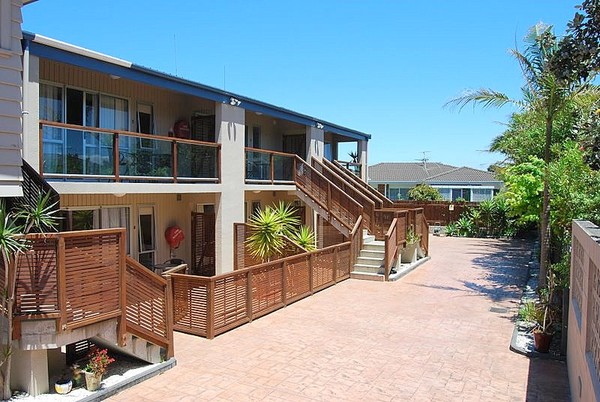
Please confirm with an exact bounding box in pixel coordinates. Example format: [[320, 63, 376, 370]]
[[23, 1, 577, 170]]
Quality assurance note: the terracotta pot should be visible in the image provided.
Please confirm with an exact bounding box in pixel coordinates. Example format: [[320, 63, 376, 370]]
[[84, 372, 103, 391], [533, 331, 553, 353]]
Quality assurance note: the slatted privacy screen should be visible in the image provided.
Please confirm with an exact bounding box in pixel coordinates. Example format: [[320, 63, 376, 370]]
[[318, 216, 347, 248], [125, 257, 170, 343], [251, 263, 284, 319], [62, 231, 122, 328], [336, 243, 351, 280], [172, 275, 210, 337], [15, 236, 59, 315], [213, 272, 250, 335], [285, 255, 311, 303], [312, 249, 335, 291]]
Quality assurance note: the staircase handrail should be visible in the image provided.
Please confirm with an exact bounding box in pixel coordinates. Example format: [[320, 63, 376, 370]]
[[294, 156, 363, 232], [311, 158, 376, 232], [324, 158, 393, 208]]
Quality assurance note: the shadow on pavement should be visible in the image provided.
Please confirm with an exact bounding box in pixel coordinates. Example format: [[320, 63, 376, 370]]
[[466, 238, 532, 302], [525, 358, 570, 401]]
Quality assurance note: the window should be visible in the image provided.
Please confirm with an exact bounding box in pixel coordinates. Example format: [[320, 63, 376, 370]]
[[137, 104, 154, 134], [39, 84, 129, 175], [389, 188, 400, 200], [60, 207, 130, 253], [438, 188, 451, 201], [451, 188, 471, 202], [138, 206, 156, 268], [472, 188, 493, 202]]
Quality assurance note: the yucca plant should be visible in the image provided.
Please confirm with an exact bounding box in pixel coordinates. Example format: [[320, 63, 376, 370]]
[[292, 226, 316, 251], [246, 202, 300, 262]]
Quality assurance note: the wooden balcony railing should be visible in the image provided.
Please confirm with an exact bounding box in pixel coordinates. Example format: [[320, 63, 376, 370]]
[[7, 229, 173, 357], [171, 217, 362, 339], [245, 148, 295, 184], [39, 121, 220, 183]]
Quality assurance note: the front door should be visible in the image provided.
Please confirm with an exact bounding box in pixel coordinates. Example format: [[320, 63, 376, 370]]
[[191, 211, 216, 276]]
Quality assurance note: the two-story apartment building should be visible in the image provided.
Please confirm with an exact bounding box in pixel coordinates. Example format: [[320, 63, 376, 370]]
[[20, 31, 371, 276]]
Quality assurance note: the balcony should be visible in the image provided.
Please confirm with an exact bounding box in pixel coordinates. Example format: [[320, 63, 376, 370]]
[[245, 148, 295, 184], [39, 121, 220, 183]]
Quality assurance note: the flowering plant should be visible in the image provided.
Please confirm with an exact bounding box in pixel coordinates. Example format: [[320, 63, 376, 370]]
[[84, 348, 115, 376]]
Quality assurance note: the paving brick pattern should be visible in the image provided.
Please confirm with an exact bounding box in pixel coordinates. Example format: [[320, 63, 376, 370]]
[[109, 237, 570, 401]]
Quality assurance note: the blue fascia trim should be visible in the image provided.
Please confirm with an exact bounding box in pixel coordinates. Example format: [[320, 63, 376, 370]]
[[26, 34, 370, 141]]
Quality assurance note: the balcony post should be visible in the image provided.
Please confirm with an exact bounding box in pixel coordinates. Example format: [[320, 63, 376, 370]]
[[172, 140, 178, 183], [114, 133, 120, 182], [57, 236, 66, 330]]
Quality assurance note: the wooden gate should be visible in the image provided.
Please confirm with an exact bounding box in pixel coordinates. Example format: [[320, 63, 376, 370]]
[[191, 212, 216, 276]]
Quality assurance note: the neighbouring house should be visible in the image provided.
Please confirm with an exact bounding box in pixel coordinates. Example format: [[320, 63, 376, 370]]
[[368, 162, 503, 202]]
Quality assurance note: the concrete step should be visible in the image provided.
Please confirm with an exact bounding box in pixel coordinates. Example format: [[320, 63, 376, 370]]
[[363, 234, 376, 243], [356, 256, 384, 266], [363, 242, 385, 252], [353, 263, 383, 274], [359, 249, 385, 259], [350, 271, 385, 281]]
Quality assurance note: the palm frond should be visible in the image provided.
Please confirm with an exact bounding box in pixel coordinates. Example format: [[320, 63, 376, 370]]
[[445, 88, 516, 111]]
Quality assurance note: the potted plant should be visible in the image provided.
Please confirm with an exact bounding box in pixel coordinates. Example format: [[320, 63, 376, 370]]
[[520, 273, 556, 353], [83, 348, 115, 391], [401, 227, 420, 263]]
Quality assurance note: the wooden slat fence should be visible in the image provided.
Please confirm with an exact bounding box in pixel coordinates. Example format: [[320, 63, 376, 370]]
[[393, 200, 476, 225], [171, 219, 361, 339], [125, 257, 174, 358], [8, 229, 173, 357], [61, 230, 122, 330]]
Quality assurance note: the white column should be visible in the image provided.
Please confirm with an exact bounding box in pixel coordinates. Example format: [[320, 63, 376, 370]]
[[358, 139, 368, 182], [306, 126, 324, 163], [23, 52, 40, 171], [11, 348, 49, 396], [215, 103, 245, 274]]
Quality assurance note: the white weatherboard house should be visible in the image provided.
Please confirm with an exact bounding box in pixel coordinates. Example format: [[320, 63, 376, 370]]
[[368, 162, 503, 202]]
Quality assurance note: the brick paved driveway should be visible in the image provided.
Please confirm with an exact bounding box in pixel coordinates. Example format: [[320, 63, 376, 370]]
[[110, 237, 569, 401]]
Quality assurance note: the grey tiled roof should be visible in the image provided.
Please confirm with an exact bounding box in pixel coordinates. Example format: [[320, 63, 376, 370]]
[[368, 163, 501, 184]]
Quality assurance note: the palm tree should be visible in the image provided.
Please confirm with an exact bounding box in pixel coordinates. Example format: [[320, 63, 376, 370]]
[[446, 23, 597, 286], [0, 193, 59, 399]]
